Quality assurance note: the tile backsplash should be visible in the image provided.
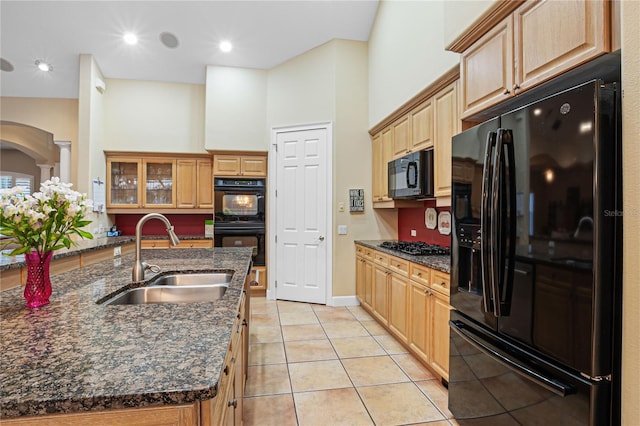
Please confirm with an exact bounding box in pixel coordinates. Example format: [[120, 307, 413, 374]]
[[397, 200, 451, 246]]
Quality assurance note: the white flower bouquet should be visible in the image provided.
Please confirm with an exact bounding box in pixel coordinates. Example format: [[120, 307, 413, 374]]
[[0, 177, 94, 256]]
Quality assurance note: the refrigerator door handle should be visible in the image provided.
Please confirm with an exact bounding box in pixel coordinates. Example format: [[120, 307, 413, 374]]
[[480, 131, 497, 314], [450, 320, 576, 397], [490, 131, 503, 316], [501, 129, 517, 316]]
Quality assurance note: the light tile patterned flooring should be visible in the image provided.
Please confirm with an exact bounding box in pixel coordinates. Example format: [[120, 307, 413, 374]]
[[245, 297, 458, 426]]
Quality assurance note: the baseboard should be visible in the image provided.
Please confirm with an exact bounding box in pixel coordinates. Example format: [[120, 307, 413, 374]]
[[266, 289, 276, 300], [329, 295, 360, 307]]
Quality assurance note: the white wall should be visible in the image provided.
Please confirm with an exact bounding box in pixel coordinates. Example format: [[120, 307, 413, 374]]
[[442, 0, 496, 46], [621, 1, 640, 423], [205, 66, 267, 151], [267, 42, 335, 127], [103, 79, 206, 154], [368, 0, 459, 127], [267, 39, 397, 298]]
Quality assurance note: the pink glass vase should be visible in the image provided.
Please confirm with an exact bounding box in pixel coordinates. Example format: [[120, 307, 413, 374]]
[[23, 251, 53, 308]]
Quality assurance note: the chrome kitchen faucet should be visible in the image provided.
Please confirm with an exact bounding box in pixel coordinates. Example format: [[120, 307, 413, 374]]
[[132, 213, 180, 282]]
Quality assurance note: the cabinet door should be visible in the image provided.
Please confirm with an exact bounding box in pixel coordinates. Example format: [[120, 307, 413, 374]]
[[214, 155, 242, 176], [392, 116, 410, 159], [388, 272, 409, 343], [107, 158, 142, 208], [409, 281, 431, 365], [355, 255, 366, 305], [363, 259, 374, 310], [371, 133, 383, 202], [430, 290, 452, 381], [176, 159, 197, 208], [143, 159, 175, 207], [197, 159, 214, 208], [460, 15, 514, 119], [514, 0, 609, 93], [410, 99, 433, 151], [372, 265, 389, 323], [381, 128, 393, 200], [433, 81, 460, 198], [240, 156, 267, 177]]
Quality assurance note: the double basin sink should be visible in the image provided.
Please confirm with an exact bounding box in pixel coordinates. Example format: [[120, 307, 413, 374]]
[[102, 271, 234, 305]]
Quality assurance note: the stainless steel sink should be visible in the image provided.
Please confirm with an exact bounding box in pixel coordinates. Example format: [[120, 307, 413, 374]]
[[149, 272, 234, 287], [103, 284, 228, 305]]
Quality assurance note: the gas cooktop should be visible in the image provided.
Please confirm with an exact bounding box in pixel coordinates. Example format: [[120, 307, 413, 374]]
[[378, 241, 450, 256]]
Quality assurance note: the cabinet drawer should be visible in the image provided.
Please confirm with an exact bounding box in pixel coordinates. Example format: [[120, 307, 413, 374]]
[[373, 251, 389, 266], [410, 263, 432, 287], [388, 255, 409, 276], [141, 240, 170, 249], [431, 270, 450, 296], [173, 240, 213, 249], [355, 244, 366, 256]]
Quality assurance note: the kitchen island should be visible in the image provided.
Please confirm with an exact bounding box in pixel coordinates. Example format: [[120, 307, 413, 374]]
[[0, 247, 252, 424]]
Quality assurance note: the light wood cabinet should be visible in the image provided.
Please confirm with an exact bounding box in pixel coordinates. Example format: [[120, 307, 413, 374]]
[[370, 76, 459, 206], [460, 0, 610, 118], [410, 99, 434, 151], [176, 159, 213, 209], [355, 244, 452, 381], [388, 271, 409, 343], [430, 289, 452, 380], [141, 239, 213, 250], [1, 404, 199, 425], [409, 280, 431, 365], [213, 154, 267, 177], [392, 116, 410, 159], [433, 81, 460, 198], [106, 152, 213, 213]]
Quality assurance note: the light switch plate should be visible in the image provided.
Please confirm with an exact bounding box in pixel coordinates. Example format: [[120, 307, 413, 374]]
[[338, 225, 348, 235], [411, 230, 417, 237]]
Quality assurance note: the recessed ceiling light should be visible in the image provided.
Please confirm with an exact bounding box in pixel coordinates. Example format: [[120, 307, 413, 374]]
[[35, 60, 52, 72], [219, 41, 233, 53], [160, 32, 179, 49], [123, 32, 138, 45], [0, 58, 14, 72]]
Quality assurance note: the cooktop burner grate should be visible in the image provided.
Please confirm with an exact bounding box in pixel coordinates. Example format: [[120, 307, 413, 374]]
[[378, 241, 450, 256]]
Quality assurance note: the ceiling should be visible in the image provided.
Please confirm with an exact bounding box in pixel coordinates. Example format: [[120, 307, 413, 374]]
[[0, 1, 379, 99]]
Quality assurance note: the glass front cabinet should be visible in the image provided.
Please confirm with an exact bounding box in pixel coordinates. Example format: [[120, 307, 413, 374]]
[[107, 157, 176, 209]]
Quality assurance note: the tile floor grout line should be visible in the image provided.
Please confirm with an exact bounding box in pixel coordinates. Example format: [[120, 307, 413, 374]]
[[275, 300, 302, 426]]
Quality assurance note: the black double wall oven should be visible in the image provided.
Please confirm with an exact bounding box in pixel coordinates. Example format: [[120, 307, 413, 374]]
[[214, 178, 266, 266]]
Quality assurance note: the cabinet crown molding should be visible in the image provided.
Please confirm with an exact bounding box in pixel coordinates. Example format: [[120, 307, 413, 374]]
[[445, 0, 524, 53]]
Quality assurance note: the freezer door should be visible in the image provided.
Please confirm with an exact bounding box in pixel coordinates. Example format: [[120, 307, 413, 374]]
[[449, 311, 611, 425], [451, 117, 500, 331]]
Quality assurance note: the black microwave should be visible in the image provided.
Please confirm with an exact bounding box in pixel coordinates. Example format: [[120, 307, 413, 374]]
[[388, 150, 434, 199]]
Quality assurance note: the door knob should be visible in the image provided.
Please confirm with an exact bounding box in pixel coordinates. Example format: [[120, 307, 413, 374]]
[[319, 236, 325, 241]]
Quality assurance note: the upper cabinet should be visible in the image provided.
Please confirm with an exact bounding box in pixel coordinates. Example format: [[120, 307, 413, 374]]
[[460, 0, 611, 119], [213, 154, 267, 177], [106, 152, 213, 213], [369, 68, 460, 207], [433, 81, 460, 198]]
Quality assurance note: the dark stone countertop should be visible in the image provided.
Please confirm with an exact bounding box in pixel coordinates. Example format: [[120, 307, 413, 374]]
[[0, 235, 213, 272], [0, 247, 253, 419], [355, 240, 451, 274]]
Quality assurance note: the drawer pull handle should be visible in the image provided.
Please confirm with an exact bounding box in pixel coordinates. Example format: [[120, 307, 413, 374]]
[[242, 319, 248, 326], [224, 366, 229, 375], [441, 281, 446, 287], [417, 272, 422, 276], [228, 399, 237, 408]]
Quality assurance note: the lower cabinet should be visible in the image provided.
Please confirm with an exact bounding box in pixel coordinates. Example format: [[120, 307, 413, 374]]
[[355, 244, 452, 381], [141, 239, 213, 249]]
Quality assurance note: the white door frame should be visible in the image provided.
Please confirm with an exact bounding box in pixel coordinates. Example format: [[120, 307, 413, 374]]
[[267, 122, 333, 303]]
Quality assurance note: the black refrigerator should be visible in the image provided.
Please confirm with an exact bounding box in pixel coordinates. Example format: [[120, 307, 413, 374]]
[[449, 80, 622, 425]]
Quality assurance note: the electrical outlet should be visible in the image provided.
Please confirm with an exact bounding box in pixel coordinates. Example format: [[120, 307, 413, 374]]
[[113, 257, 122, 267], [113, 246, 121, 257], [338, 225, 348, 235], [411, 229, 417, 237]]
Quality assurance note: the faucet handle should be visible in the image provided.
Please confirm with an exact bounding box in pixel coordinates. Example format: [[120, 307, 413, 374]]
[[147, 264, 161, 273]]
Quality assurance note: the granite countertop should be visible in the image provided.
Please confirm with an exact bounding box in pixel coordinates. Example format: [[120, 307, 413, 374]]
[[0, 235, 213, 272], [355, 240, 451, 274], [0, 247, 253, 419]]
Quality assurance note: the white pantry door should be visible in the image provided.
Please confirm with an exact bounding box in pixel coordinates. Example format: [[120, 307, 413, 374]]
[[274, 126, 329, 304]]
